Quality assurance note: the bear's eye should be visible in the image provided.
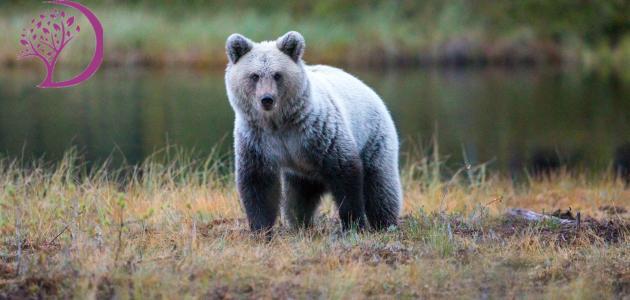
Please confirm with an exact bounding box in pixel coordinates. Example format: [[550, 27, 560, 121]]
[[273, 73, 282, 81], [250, 74, 260, 82]]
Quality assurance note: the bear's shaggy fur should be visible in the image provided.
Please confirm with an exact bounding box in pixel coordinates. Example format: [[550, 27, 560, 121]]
[[225, 31, 402, 232]]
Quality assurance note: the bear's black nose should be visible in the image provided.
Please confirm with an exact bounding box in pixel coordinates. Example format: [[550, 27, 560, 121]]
[[261, 96, 274, 111]]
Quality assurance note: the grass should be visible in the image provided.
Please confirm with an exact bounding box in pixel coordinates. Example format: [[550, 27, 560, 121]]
[[0, 147, 628, 298], [0, 2, 628, 70]]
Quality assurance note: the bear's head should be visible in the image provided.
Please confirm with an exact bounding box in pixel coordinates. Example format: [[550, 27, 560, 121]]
[[225, 31, 308, 123]]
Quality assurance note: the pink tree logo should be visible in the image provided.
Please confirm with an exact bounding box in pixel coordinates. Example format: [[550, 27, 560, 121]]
[[17, 0, 104, 89]]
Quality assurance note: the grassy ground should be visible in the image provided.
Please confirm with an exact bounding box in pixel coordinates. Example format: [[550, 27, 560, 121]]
[[1, 1, 628, 70], [0, 149, 628, 299]]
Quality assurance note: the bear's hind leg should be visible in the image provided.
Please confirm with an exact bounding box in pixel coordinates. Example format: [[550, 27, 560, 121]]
[[363, 151, 402, 230], [282, 173, 326, 229]]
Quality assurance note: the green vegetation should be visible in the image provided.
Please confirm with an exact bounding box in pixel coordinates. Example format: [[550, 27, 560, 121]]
[[0, 149, 628, 298], [0, 0, 628, 69]]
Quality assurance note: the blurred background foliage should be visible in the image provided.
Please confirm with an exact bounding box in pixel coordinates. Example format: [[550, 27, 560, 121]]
[[0, 0, 628, 69], [0, 0, 630, 68]]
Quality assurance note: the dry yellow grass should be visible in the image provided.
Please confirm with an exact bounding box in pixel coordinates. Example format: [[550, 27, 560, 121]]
[[0, 150, 628, 299]]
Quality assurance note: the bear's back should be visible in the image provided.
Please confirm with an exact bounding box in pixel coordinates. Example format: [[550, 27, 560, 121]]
[[306, 65, 397, 152]]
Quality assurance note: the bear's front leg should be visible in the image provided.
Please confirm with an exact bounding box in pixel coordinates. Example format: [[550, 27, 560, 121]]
[[324, 155, 367, 230], [235, 137, 281, 234]]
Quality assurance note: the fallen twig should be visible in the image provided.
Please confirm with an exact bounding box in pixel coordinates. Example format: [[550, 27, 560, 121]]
[[576, 212, 581, 231], [505, 208, 575, 225], [0, 278, 22, 286], [48, 225, 69, 245]]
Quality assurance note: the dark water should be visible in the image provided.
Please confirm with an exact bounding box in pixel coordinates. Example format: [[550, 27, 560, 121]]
[[0, 67, 628, 173]]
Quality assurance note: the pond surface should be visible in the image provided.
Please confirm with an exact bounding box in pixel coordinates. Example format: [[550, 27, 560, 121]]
[[0, 67, 628, 173]]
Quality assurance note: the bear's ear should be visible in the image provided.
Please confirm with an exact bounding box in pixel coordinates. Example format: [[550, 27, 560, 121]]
[[226, 34, 254, 64], [276, 31, 305, 62]]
